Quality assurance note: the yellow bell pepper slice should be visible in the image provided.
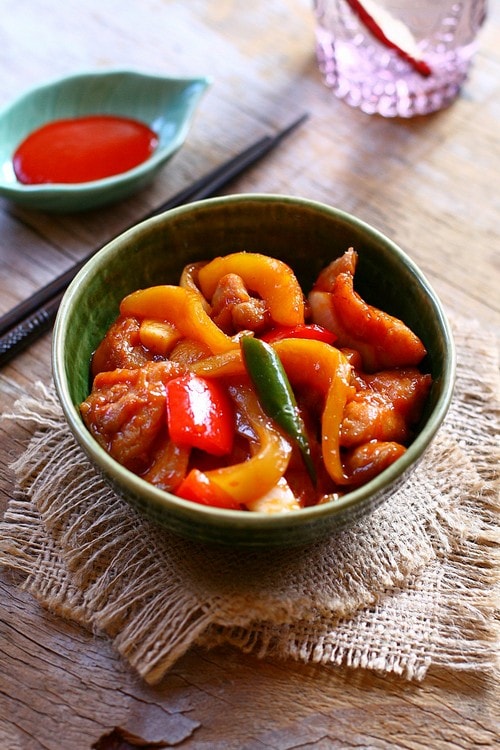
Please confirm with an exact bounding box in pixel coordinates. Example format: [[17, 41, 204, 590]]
[[273, 339, 352, 485], [120, 285, 237, 354], [197, 252, 305, 327], [179, 261, 211, 312]]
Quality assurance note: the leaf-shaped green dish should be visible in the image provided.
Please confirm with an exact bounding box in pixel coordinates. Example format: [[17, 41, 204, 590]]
[[0, 70, 210, 212]]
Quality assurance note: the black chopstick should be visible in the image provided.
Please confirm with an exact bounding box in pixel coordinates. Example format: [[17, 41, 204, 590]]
[[0, 113, 308, 367]]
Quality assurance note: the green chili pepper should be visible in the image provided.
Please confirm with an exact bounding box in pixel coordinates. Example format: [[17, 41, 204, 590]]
[[240, 335, 316, 485]]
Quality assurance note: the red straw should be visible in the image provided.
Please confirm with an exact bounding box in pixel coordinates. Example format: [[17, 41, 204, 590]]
[[345, 0, 432, 77]]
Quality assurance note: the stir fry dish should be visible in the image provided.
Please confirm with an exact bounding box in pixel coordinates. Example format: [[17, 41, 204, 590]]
[[80, 250, 432, 512]]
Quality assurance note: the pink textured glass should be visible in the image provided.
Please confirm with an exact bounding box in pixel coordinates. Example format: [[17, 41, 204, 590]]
[[313, 0, 487, 117]]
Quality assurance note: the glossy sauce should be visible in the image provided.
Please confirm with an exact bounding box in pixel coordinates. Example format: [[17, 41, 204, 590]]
[[13, 114, 158, 184], [80, 251, 433, 510]]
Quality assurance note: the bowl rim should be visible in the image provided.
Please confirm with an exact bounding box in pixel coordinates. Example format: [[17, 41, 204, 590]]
[[52, 193, 456, 533], [0, 68, 211, 197]]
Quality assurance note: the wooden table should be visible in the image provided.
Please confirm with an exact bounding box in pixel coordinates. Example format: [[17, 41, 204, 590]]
[[1, 2, 498, 748]]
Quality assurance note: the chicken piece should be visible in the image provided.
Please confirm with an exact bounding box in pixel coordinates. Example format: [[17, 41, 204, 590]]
[[142, 433, 190, 491], [313, 247, 357, 290], [80, 360, 183, 473], [91, 315, 154, 377], [343, 441, 407, 486], [341, 367, 432, 447], [210, 273, 271, 334], [168, 338, 212, 366], [309, 250, 427, 372], [245, 477, 301, 513], [139, 319, 183, 358]]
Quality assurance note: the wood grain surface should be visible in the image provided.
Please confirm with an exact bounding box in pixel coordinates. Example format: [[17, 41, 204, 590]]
[[1, 1, 499, 748]]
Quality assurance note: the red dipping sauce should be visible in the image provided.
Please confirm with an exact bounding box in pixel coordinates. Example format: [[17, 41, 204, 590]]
[[13, 115, 159, 185]]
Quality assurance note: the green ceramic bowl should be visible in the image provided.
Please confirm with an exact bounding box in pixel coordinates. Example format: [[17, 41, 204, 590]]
[[0, 70, 210, 212], [52, 194, 456, 547]]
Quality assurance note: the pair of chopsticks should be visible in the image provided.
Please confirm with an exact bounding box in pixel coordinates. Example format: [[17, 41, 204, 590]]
[[0, 113, 308, 368]]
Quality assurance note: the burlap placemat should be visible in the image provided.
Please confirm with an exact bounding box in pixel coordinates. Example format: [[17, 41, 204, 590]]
[[1, 314, 498, 685]]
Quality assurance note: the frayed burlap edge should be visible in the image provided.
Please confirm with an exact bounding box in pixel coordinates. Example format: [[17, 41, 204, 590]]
[[200, 445, 500, 680], [2, 404, 453, 682], [1, 314, 498, 684]]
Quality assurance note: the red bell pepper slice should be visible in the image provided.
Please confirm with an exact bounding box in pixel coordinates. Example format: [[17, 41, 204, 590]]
[[261, 323, 336, 345], [165, 373, 234, 456], [176, 469, 242, 510]]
